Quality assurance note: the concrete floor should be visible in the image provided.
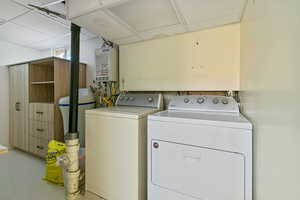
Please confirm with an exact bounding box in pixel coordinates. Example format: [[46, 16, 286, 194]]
[[0, 150, 101, 200]]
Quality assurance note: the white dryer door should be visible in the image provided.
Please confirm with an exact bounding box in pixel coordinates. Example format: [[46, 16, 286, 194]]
[[151, 140, 245, 200]]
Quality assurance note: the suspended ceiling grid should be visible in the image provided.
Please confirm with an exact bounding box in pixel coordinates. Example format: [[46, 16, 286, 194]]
[[69, 0, 247, 45], [0, 0, 96, 50]]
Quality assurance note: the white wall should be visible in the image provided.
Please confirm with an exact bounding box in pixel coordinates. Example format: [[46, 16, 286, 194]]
[[0, 41, 50, 66], [0, 40, 50, 146], [240, 1, 300, 200], [79, 38, 102, 86]]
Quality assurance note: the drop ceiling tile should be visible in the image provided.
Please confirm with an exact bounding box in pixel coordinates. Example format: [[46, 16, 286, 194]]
[[139, 24, 186, 40], [175, 0, 246, 29], [0, 0, 29, 20], [67, 0, 131, 19], [28, 31, 98, 50], [12, 11, 69, 36], [72, 9, 133, 40], [12, 0, 42, 6], [46, 3, 67, 15], [0, 22, 50, 46], [81, 28, 97, 39], [187, 14, 241, 32], [0, 18, 6, 26], [109, 0, 179, 32], [113, 35, 141, 45], [27, 34, 70, 50]]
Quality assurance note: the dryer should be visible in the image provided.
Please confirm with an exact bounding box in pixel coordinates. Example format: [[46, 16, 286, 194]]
[[85, 93, 163, 200], [148, 95, 252, 200]]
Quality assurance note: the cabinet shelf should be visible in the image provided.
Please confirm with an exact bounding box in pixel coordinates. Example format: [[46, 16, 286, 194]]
[[31, 81, 54, 85]]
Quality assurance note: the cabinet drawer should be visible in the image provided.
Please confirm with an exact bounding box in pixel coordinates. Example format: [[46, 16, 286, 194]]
[[29, 120, 54, 140], [30, 103, 54, 122], [29, 136, 48, 157]]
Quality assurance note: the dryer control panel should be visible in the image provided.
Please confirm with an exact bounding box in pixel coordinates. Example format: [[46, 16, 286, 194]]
[[116, 93, 163, 109], [168, 95, 239, 113]]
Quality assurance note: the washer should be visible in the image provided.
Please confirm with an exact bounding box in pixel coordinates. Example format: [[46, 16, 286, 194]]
[[85, 93, 163, 200], [148, 95, 252, 200]]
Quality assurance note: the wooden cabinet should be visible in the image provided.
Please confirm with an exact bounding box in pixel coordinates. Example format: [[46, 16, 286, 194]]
[[9, 64, 29, 151], [29, 103, 54, 157], [119, 24, 240, 91], [9, 57, 86, 158]]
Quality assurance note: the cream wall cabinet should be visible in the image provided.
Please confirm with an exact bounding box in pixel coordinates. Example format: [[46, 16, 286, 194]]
[[120, 24, 240, 91]]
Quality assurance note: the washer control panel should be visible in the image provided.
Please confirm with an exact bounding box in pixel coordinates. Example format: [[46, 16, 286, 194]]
[[116, 93, 163, 109], [168, 95, 239, 113]]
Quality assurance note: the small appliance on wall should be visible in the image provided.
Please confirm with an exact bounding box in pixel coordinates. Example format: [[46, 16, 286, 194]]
[[95, 47, 118, 82]]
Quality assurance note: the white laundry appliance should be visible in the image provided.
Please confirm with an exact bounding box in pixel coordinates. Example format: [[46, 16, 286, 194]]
[[148, 95, 252, 200], [85, 93, 163, 200]]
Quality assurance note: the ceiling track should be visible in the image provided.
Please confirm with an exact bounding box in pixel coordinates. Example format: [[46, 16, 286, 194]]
[[168, 0, 188, 31]]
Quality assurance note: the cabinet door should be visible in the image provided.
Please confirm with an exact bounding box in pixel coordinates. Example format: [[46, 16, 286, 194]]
[[9, 64, 29, 151]]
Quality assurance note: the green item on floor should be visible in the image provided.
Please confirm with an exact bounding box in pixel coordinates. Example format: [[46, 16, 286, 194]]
[[43, 140, 66, 186]]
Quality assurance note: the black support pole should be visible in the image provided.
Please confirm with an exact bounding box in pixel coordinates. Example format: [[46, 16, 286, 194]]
[[68, 23, 81, 139]]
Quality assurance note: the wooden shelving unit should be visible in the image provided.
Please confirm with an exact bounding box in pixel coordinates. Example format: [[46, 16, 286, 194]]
[[9, 57, 87, 157], [10, 57, 87, 158]]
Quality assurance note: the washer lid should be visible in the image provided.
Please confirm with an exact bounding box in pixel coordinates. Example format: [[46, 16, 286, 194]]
[[149, 110, 252, 130], [86, 106, 160, 119]]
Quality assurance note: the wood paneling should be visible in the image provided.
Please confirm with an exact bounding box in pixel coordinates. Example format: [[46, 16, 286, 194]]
[[9, 64, 29, 151]]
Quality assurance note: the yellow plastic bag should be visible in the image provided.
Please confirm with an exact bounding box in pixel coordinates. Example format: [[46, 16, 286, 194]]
[[43, 140, 66, 185]]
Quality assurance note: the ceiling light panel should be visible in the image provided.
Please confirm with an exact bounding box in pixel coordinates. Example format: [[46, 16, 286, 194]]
[[0, 22, 50, 46], [0, 0, 29, 20], [72, 9, 133, 40], [12, 11, 69, 36], [175, 0, 246, 31], [109, 0, 179, 32]]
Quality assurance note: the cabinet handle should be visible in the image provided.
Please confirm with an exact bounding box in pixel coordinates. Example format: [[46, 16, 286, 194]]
[[36, 145, 44, 150], [15, 102, 21, 111], [36, 111, 43, 115], [36, 128, 44, 132]]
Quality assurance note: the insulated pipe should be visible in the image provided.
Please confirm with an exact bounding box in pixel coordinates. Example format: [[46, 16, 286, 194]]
[[68, 23, 81, 139], [65, 23, 81, 200]]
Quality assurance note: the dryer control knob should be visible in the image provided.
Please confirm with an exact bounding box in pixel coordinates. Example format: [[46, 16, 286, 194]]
[[222, 98, 229, 105], [119, 96, 124, 101], [212, 98, 219, 104], [148, 97, 154, 103], [184, 98, 190, 103], [125, 97, 130, 101], [153, 142, 159, 149], [197, 97, 205, 104]]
